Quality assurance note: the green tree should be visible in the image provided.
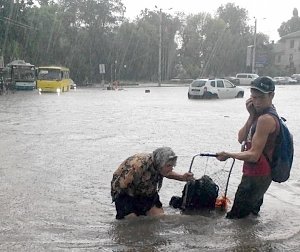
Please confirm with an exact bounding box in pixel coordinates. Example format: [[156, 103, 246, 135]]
[[278, 8, 300, 37], [26, 0, 125, 82], [0, 0, 275, 84], [72, 0, 125, 82], [178, 3, 254, 78], [215, 2, 253, 75], [0, 0, 35, 62], [114, 8, 181, 81], [178, 13, 211, 78]]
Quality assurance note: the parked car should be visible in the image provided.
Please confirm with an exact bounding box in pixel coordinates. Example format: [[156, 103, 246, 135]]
[[70, 79, 77, 89], [188, 78, 244, 99], [224, 76, 240, 85], [291, 74, 300, 83], [273, 77, 285, 84], [274, 76, 297, 84], [264, 76, 279, 85], [236, 73, 259, 85], [284, 76, 297, 84]]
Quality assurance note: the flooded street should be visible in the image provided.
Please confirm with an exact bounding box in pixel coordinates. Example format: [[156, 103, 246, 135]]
[[0, 85, 299, 251]]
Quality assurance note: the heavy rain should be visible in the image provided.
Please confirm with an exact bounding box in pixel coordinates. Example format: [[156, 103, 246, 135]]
[[1, 0, 300, 251]]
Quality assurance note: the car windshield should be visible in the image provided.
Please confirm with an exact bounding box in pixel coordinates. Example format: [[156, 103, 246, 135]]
[[224, 80, 235, 88], [191, 80, 206, 87]]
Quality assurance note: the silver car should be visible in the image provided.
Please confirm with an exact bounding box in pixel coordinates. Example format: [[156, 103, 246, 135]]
[[188, 78, 244, 99], [236, 73, 259, 85], [274, 76, 297, 84]]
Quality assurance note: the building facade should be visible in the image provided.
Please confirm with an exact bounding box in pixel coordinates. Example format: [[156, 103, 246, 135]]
[[273, 30, 300, 74]]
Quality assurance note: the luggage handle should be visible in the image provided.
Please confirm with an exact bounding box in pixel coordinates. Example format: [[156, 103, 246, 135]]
[[188, 153, 218, 173]]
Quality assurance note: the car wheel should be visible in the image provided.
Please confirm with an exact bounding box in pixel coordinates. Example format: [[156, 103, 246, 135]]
[[203, 92, 218, 99], [236, 92, 244, 98], [203, 92, 210, 99]]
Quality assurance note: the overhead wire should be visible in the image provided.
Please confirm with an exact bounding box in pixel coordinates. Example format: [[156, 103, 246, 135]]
[[0, 16, 37, 30]]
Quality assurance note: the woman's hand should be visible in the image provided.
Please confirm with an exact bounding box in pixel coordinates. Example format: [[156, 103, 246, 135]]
[[165, 171, 193, 181], [182, 172, 194, 181]]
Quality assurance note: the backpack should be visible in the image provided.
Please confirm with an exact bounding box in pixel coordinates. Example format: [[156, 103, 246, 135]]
[[169, 175, 219, 210], [267, 111, 294, 183]]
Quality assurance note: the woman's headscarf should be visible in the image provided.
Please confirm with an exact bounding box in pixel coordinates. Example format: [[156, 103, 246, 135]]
[[152, 147, 177, 191], [153, 147, 177, 169]]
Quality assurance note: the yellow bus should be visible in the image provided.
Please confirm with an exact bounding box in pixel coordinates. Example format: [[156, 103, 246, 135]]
[[37, 66, 71, 92]]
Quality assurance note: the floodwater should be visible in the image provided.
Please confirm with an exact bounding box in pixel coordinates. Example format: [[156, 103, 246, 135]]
[[0, 85, 299, 251]]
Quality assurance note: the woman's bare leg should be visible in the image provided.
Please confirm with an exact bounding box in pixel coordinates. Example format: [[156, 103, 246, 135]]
[[124, 213, 138, 219], [147, 206, 164, 216]]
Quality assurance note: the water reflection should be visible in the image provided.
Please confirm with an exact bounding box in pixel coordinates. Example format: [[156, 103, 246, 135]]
[[109, 217, 170, 251], [108, 210, 230, 251], [229, 217, 263, 249]]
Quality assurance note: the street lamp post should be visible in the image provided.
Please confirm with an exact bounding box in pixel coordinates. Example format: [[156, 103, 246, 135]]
[[114, 60, 117, 81], [251, 18, 257, 74], [158, 9, 162, 87], [155, 6, 172, 87]]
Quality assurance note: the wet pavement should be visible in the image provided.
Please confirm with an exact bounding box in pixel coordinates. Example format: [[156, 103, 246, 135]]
[[0, 85, 299, 251]]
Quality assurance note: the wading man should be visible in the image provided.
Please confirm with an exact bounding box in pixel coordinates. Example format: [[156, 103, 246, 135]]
[[216, 76, 279, 219]]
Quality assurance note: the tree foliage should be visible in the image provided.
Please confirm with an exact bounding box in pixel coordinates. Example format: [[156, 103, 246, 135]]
[[278, 8, 300, 37], [0, 0, 287, 83], [178, 3, 255, 78]]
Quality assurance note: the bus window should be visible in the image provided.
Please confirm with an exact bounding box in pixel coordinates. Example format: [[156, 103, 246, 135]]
[[38, 69, 61, 80]]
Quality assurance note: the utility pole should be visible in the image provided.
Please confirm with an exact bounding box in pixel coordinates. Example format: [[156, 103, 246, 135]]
[[158, 9, 162, 87], [114, 60, 117, 81], [155, 6, 172, 87], [252, 18, 257, 74], [0, 50, 4, 69]]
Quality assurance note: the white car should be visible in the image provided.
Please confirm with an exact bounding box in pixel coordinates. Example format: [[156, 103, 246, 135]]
[[70, 79, 77, 89], [188, 78, 244, 99], [274, 76, 297, 84], [291, 74, 300, 83], [236, 73, 259, 85], [284, 76, 297, 84]]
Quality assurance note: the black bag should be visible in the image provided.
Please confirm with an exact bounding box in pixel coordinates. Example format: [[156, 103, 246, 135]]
[[169, 175, 219, 210]]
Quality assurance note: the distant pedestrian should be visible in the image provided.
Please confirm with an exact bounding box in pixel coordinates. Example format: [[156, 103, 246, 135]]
[[112, 80, 119, 90], [111, 147, 194, 219]]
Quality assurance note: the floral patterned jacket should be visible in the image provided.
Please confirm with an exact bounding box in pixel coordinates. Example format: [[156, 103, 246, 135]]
[[111, 153, 163, 201]]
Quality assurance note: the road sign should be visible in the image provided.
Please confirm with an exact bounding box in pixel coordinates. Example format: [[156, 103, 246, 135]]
[[99, 64, 105, 74], [0, 56, 4, 68], [256, 55, 267, 64], [246, 46, 253, 67], [255, 63, 264, 68]]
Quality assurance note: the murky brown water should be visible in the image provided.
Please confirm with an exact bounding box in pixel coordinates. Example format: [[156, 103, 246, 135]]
[[0, 85, 299, 251]]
